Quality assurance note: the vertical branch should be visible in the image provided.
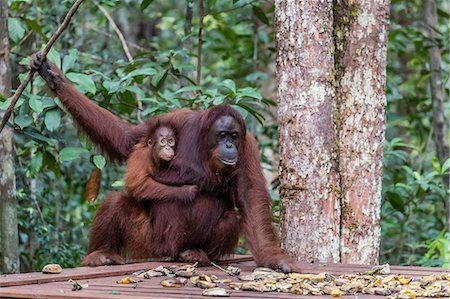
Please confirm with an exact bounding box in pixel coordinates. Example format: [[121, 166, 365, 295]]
[[0, 0, 19, 274], [423, 0, 450, 227], [185, 0, 194, 36], [197, 0, 204, 85]]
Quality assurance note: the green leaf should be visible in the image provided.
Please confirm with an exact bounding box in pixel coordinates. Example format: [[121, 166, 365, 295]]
[[22, 127, 56, 145], [230, 105, 249, 119], [66, 73, 97, 94], [43, 151, 61, 177], [432, 156, 441, 173], [386, 191, 405, 213], [440, 158, 450, 175], [103, 80, 121, 94], [112, 180, 124, 188], [29, 96, 44, 114], [29, 151, 43, 176], [8, 17, 26, 43], [15, 115, 33, 129], [237, 87, 263, 101], [252, 5, 270, 25], [118, 90, 135, 114], [44, 109, 61, 132], [23, 18, 44, 37], [123, 86, 145, 98], [221, 79, 236, 94], [62, 49, 79, 73], [258, 30, 269, 44], [234, 103, 265, 124], [59, 147, 89, 162], [93, 155, 106, 169], [0, 96, 13, 110], [46, 48, 61, 68], [152, 69, 169, 91], [174, 85, 202, 95], [140, 0, 154, 10], [212, 95, 226, 105], [122, 67, 157, 81]]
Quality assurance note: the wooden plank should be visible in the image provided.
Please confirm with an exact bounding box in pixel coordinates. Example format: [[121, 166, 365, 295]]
[[0, 256, 254, 288], [0, 262, 163, 288], [1, 257, 448, 299], [0, 276, 379, 299]]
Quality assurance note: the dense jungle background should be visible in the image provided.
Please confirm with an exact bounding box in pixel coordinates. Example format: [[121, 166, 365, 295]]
[[2, 0, 449, 272]]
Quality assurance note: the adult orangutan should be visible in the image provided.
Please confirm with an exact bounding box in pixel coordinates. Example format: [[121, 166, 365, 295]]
[[31, 53, 298, 272]]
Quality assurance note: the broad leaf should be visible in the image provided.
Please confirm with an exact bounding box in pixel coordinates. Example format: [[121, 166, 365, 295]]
[[93, 155, 106, 169], [8, 17, 26, 43], [44, 109, 61, 132], [59, 147, 89, 162], [15, 115, 33, 129], [66, 73, 97, 94]]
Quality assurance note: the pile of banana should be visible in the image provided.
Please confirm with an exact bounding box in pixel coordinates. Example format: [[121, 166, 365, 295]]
[[129, 263, 450, 298]]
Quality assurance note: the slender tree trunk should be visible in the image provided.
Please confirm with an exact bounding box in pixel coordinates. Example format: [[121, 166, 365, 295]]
[[276, 0, 341, 263], [276, 0, 389, 264], [0, 0, 20, 274], [334, 0, 390, 264], [423, 0, 450, 229]]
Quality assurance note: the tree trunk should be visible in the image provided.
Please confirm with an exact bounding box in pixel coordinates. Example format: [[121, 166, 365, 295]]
[[423, 0, 450, 229], [276, 0, 389, 264], [276, 0, 341, 263], [0, 0, 20, 274], [335, 0, 389, 264]]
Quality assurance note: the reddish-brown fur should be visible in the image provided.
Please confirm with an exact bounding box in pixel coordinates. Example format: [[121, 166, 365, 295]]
[[31, 55, 298, 272], [125, 121, 197, 203]]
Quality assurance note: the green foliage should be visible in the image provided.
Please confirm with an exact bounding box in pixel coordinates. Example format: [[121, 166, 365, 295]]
[[4, 0, 448, 271], [5, 0, 276, 271], [380, 0, 450, 266]]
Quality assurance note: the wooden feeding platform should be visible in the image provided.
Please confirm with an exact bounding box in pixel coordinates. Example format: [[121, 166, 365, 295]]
[[0, 256, 448, 299]]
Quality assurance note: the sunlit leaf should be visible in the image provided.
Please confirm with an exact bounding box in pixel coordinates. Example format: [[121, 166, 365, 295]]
[[8, 17, 26, 43], [62, 49, 79, 73], [29, 96, 44, 115], [66, 73, 96, 94], [46, 48, 61, 68], [44, 109, 61, 132], [221, 79, 236, 94], [174, 85, 202, 95], [15, 115, 33, 129], [122, 67, 157, 81], [59, 147, 89, 162], [93, 155, 106, 169], [103, 80, 121, 94]]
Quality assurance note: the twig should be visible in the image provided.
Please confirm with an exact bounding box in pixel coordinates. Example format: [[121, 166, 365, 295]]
[[208, 0, 258, 16], [93, 1, 144, 123], [85, 24, 147, 52], [93, 1, 133, 63], [196, 0, 204, 85], [10, 30, 33, 53], [0, 0, 85, 134], [210, 262, 239, 277]]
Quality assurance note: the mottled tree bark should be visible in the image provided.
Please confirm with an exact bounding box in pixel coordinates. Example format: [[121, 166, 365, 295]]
[[423, 0, 450, 228], [334, 0, 390, 264], [276, 0, 341, 263], [276, 0, 389, 264], [0, 0, 20, 274]]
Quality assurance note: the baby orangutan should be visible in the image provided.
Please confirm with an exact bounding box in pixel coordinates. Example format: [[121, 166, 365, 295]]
[[125, 121, 198, 203]]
